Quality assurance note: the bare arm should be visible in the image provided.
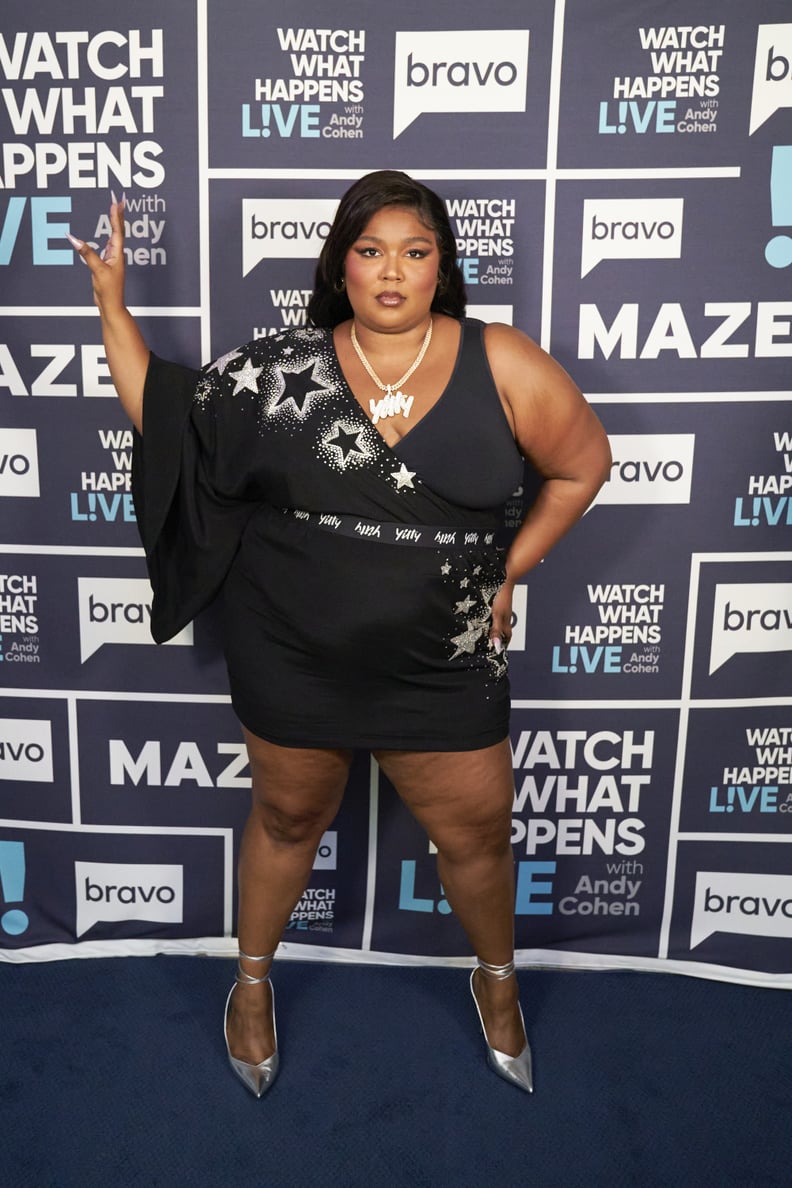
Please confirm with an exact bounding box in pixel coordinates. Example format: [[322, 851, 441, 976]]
[[483, 322, 613, 647], [68, 196, 149, 433]]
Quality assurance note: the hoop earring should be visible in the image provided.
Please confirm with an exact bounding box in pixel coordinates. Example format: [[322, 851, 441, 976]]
[[333, 276, 346, 293]]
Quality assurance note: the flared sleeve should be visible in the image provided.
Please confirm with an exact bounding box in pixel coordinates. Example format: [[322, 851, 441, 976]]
[[131, 352, 257, 643]]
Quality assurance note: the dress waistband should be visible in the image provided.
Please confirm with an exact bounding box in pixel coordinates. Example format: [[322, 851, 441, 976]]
[[281, 508, 501, 549]]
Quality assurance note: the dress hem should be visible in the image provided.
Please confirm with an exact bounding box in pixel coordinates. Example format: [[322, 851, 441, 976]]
[[235, 715, 510, 754]]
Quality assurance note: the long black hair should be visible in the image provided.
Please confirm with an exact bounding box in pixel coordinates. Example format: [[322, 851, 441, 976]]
[[307, 170, 466, 328]]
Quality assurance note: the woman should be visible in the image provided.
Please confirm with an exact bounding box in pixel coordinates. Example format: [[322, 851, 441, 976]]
[[68, 171, 612, 1098]]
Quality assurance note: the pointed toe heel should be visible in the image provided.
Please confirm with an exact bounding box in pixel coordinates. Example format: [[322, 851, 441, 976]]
[[224, 949, 279, 1098], [470, 961, 534, 1094]]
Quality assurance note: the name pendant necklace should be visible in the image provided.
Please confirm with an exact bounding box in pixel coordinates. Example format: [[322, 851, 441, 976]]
[[350, 318, 433, 425]]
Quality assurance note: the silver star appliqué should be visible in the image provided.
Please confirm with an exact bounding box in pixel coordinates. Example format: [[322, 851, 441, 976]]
[[229, 358, 263, 395], [449, 620, 486, 659], [455, 595, 476, 614], [324, 421, 369, 467], [270, 360, 329, 417], [440, 561, 452, 575], [208, 348, 243, 375], [391, 463, 416, 490]]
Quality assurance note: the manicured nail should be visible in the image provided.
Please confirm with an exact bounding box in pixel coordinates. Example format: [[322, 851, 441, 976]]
[[493, 636, 503, 654], [66, 233, 84, 249], [120, 191, 126, 207], [111, 190, 119, 205]]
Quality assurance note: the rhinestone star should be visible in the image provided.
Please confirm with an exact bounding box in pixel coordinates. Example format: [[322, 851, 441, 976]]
[[207, 348, 243, 375], [440, 561, 452, 575], [459, 577, 470, 588], [193, 377, 214, 407], [449, 620, 485, 659], [270, 360, 329, 417], [325, 421, 368, 466], [229, 358, 263, 395], [391, 463, 416, 490], [455, 595, 476, 614], [488, 652, 508, 678]]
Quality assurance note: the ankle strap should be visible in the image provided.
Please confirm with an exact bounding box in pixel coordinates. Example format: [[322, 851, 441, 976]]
[[477, 958, 516, 981], [235, 948, 276, 986], [239, 948, 276, 963]]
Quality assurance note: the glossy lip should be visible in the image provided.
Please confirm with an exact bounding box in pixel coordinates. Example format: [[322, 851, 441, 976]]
[[376, 291, 405, 305]]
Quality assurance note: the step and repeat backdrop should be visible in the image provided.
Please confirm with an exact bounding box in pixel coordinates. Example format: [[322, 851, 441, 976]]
[[1, 0, 790, 987]]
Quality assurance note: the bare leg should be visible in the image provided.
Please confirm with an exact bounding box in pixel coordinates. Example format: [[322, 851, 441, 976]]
[[374, 739, 525, 1057], [227, 729, 352, 1064]]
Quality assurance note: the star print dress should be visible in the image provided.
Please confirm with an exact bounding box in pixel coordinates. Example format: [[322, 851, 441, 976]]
[[132, 318, 526, 750]]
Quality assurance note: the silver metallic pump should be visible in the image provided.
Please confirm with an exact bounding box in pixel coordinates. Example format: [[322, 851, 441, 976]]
[[224, 949, 279, 1098], [470, 958, 534, 1094]]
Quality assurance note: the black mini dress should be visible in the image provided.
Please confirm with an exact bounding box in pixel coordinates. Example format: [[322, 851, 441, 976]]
[[132, 318, 526, 751]]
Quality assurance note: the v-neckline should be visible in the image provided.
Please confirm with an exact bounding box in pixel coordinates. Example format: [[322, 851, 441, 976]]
[[329, 319, 465, 454]]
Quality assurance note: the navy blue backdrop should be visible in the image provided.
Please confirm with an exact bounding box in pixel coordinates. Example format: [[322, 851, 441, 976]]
[[0, 0, 790, 988]]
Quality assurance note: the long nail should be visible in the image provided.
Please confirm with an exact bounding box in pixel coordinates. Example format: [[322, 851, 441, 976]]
[[111, 189, 119, 206], [493, 636, 503, 654], [120, 191, 126, 207], [66, 233, 84, 249]]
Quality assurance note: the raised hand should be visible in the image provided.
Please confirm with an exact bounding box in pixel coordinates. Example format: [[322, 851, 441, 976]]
[[68, 192, 127, 317], [67, 192, 148, 431]]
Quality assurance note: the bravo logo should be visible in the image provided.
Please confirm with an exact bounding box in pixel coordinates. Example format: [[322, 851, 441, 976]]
[[242, 198, 339, 277], [691, 871, 792, 948], [581, 198, 683, 278], [77, 577, 193, 662], [393, 30, 530, 138], [75, 861, 183, 938], [0, 428, 39, 497], [710, 582, 792, 674], [597, 434, 695, 505], [0, 718, 53, 782], [750, 24, 792, 134]]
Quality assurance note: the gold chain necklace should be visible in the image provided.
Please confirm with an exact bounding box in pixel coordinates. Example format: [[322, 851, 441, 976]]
[[350, 318, 433, 424]]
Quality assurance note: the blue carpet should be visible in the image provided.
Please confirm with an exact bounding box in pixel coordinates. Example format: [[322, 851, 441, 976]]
[[0, 958, 789, 1187]]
